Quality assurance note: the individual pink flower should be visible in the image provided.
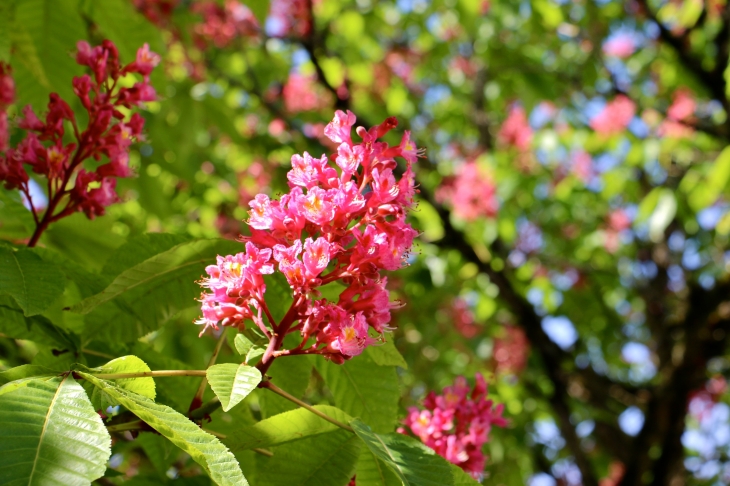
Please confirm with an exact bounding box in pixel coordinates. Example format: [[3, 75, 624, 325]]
[[590, 95, 636, 135]]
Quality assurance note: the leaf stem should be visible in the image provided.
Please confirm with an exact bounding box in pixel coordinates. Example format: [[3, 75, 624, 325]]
[[106, 420, 145, 433], [261, 381, 354, 433], [189, 331, 227, 416], [91, 370, 207, 379], [189, 397, 221, 420]]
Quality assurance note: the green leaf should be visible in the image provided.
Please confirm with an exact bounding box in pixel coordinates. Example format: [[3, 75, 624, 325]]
[[71, 238, 241, 315], [366, 340, 408, 369], [12, 0, 86, 111], [226, 405, 351, 452], [0, 246, 65, 316], [83, 0, 165, 62], [134, 432, 181, 479], [0, 296, 80, 349], [98, 355, 156, 400], [0, 364, 58, 385], [74, 238, 242, 343], [100, 233, 192, 283], [314, 353, 399, 433], [41, 213, 125, 273], [0, 189, 35, 240], [355, 445, 401, 486], [207, 363, 261, 412], [132, 344, 199, 413], [0, 1, 11, 61], [450, 464, 481, 485], [350, 419, 457, 486], [260, 356, 312, 418], [0, 375, 111, 485], [233, 332, 267, 365], [256, 428, 361, 486], [81, 373, 248, 486], [247, 0, 270, 25]]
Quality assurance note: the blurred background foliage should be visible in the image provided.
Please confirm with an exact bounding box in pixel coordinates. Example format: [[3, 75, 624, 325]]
[[3, 0, 730, 485]]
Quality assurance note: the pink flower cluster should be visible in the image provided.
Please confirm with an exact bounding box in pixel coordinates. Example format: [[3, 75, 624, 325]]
[[590, 95, 636, 135], [192, 0, 260, 49], [493, 326, 529, 375], [0, 64, 14, 153], [436, 162, 498, 221], [132, 0, 179, 27], [401, 374, 507, 480], [498, 105, 533, 151], [659, 89, 696, 138], [282, 73, 331, 114], [269, 0, 311, 38], [197, 110, 421, 364], [0, 41, 159, 241]]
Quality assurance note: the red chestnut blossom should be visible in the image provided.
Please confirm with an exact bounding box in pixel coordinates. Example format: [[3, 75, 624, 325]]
[[192, 0, 260, 49], [269, 0, 311, 38], [493, 325, 529, 375], [196, 110, 421, 364], [436, 162, 498, 221], [0, 41, 159, 246], [132, 0, 179, 27], [282, 73, 331, 113], [498, 105, 533, 151], [400, 374, 507, 480], [448, 297, 480, 339], [659, 88, 696, 138], [590, 95, 636, 135], [604, 208, 632, 253], [0, 63, 15, 152]]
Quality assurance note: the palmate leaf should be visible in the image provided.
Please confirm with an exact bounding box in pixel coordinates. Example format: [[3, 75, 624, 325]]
[[206, 363, 261, 412], [314, 353, 399, 433], [225, 405, 351, 452], [0, 375, 111, 486], [256, 428, 361, 486], [0, 246, 65, 316], [81, 373, 248, 486]]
